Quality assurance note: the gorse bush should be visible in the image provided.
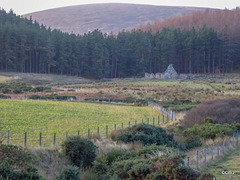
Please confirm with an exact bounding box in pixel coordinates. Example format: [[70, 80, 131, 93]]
[[183, 123, 238, 140], [112, 124, 178, 147], [28, 94, 77, 101], [182, 98, 240, 129], [0, 144, 41, 179], [62, 136, 97, 168], [56, 165, 81, 180]]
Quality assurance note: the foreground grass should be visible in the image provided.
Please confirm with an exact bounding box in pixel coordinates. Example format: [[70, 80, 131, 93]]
[[0, 99, 163, 146], [201, 145, 240, 180]]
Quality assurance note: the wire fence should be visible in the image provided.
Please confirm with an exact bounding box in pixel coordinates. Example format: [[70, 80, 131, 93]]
[[184, 131, 240, 170], [3, 114, 174, 147]]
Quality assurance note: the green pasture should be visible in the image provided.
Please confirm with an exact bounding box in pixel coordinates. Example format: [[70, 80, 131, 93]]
[[202, 145, 240, 180], [0, 99, 164, 146]]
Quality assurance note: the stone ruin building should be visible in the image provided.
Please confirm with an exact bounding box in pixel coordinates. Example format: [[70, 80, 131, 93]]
[[145, 64, 179, 79]]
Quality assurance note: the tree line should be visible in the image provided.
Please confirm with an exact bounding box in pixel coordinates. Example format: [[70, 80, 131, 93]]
[[0, 8, 239, 79]]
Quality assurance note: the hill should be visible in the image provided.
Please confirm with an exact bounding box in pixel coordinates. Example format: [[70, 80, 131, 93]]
[[23, 3, 209, 34]]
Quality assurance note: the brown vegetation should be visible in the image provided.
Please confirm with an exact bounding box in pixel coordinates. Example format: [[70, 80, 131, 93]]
[[182, 98, 240, 129]]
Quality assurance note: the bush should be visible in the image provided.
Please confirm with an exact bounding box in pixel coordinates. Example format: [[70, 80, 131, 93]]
[[184, 136, 202, 150], [113, 124, 178, 147], [112, 159, 153, 179], [0, 144, 41, 179], [0, 94, 11, 99], [137, 144, 180, 157], [183, 123, 237, 140], [182, 98, 240, 129], [62, 136, 97, 168], [56, 165, 81, 180], [94, 149, 137, 175]]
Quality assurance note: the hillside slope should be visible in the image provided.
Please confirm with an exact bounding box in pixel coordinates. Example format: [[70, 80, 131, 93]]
[[23, 3, 208, 34]]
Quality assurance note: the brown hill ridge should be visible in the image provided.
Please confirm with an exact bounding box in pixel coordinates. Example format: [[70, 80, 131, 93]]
[[23, 3, 210, 35]]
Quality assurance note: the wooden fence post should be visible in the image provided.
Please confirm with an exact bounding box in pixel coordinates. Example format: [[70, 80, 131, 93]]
[[78, 130, 80, 136], [7, 130, 10, 145], [129, 121, 131, 128], [24, 132, 27, 147], [135, 120, 137, 125], [158, 116, 160, 125], [187, 157, 190, 167], [153, 117, 155, 126], [217, 143, 220, 158], [54, 133, 56, 146], [40, 132, 42, 146], [228, 137, 230, 151], [204, 148, 207, 165], [88, 129, 90, 139], [114, 124, 116, 131], [223, 140, 225, 154], [97, 127, 100, 135], [197, 151, 199, 169], [66, 132, 68, 139], [147, 118, 149, 124], [106, 125, 108, 137], [211, 144, 214, 160], [233, 134, 235, 147], [122, 123, 124, 129]]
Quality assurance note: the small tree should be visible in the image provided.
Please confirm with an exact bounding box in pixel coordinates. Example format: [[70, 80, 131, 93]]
[[61, 136, 97, 168]]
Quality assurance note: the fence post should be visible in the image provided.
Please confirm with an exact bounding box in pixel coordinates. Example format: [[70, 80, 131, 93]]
[[40, 132, 42, 146], [197, 151, 199, 169], [211, 144, 214, 160], [66, 132, 68, 139], [204, 148, 207, 165], [233, 134, 235, 147], [114, 124, 116, 131], [142, 119, 144, 124], [217, 143, 220, 158], [88, 129, 90, 139], [129, 121, 131, 127], [135, 120, 137, 125], [228, 137, 230, 151], [158, 116, 160, 125], [78, 130, 80, 136], [24, 132, 27, 147], [163, 116, 164, 123], [98, 127, 100, 135], [223, 139, 225, 154], [106, 125, 108, 137], [7, 130, 10, 145], [147, 118, 149, 124], [122, 123, 124, 129], [171, 111, 173, 121], [54, 133, 56, 146], [153, 117, 155, 126], [187, 157, 190, 167], [237, 131, 239, 145]]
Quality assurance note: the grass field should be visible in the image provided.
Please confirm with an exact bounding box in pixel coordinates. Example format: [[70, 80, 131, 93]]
[[201, 145, 240, 180], [0, 99, 164, 146]]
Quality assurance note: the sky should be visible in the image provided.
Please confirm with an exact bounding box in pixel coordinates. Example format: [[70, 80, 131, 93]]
[[0, 0, 239, 15]]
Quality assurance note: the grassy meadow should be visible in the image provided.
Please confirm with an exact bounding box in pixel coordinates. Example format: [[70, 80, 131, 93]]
[[0, 99, 163, 146]]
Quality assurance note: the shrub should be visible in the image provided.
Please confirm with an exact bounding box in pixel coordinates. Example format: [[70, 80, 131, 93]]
[[62, 136, 97, 168], [113, 124, 178, 147], [112, 159, 153, 179], [94, 149, 137, 175], [184, 136, 202, 150], [183, 123, 237, 140], [0, 144, 41, 179], [182, 98, 240, 129], [56, 165, 81, 180], [0, 94, 11, 99], [137, 144, 180, 157]]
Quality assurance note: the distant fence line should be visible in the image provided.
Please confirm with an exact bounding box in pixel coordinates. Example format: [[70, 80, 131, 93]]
[[148, 101, 177, 120], [4, 115, 174, 147], [184, 131, 239, 170]]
